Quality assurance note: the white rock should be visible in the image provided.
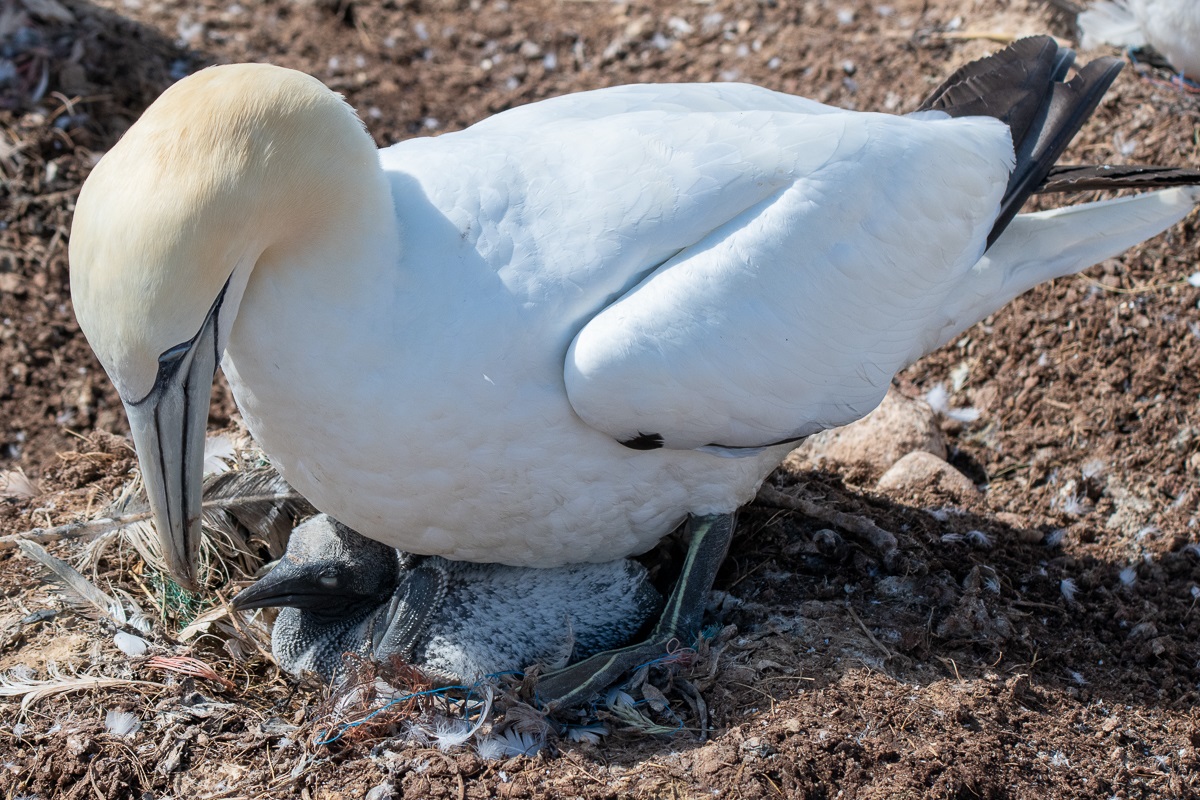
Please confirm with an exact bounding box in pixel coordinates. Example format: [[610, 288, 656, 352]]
[[786, 388, 945, 477], [365, 782, 396, 800], [876, 451, 981, 504]]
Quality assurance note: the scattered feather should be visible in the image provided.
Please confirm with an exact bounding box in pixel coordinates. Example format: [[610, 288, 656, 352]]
[[927, 506, 967, 522], [430, 717, 476, 751], [202, 433, 238, 476], [949, 361, 970, 391], [1052, 484, 1091, 516], [16, 539, 143, 629], [412, 684, 494, 753], [565, 723, 608, 744], [501, 697, 553, 742], [0, 664, 162, 713], [1188, 272, 1200, 288], [925, 383, 981, 423], [966, 530, 992, 550], [145, 655, 236, 691], [925, 383, 950, 412], [1045, 529, 1067, 548], [1135, 525, 1159, 541], [1113, 131, 1137, 158], [113, 631, 149, 657], [104, 708, 141, 737], [477, 728, 544, 759], [604, 687, 637, 709], [1060, 578, 1078, 603], [1119, 566, 1137, 586], [940, 532, 964, 544], [0, 468, 39, 499], [111, 588, 153, 634]]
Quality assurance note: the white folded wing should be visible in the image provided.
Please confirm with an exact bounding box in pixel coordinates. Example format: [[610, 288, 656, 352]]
[[380, 83, 1197, 459]]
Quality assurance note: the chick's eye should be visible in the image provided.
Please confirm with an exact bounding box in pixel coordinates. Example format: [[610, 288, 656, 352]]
[[319, 573, 338, 589]]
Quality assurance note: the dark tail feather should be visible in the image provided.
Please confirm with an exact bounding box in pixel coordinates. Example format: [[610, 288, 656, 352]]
[[1038, 164, 1200, 193], [918, 36, 1124, 247]]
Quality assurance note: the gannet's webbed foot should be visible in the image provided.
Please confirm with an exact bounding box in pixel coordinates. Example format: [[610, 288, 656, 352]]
[[536, 512, 736, 711]]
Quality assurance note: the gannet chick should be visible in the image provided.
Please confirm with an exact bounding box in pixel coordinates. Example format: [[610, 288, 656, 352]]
[[69, 36, 1200, 708], [1076, 0, 1200, 79], [232, 515, 662, 684]]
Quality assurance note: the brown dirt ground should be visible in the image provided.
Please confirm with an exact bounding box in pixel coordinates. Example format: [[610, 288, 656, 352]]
[[3, 0, 1200, 797]]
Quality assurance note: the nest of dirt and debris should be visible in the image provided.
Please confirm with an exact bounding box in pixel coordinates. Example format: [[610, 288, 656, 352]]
[[3, 0, 1200, 798]]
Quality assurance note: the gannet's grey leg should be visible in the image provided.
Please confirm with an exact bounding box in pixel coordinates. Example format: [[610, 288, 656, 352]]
[[370, 558, 449, 662], [536, 512, 736, 710]]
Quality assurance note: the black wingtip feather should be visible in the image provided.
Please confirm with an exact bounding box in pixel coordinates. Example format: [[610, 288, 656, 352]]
[[621, 432, 665, 450], [990, 55, 1124, 245], [1038, 164, 1200, 193], [917, 36, 1126, 248]]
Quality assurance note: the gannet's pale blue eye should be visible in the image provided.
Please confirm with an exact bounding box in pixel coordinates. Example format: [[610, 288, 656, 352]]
[[319, 573, 338, 589]]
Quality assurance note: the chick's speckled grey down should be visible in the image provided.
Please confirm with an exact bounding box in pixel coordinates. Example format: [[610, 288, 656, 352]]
[[232, 515, 663, 684]]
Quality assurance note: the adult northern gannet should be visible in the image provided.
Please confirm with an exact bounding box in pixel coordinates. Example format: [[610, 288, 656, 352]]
[[231, 514, 661, 683], [1076, 0, 1200, 80], [69, 36, 1200, 707]]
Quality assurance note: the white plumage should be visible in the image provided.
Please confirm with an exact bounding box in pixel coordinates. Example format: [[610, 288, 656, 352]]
[[218, 80, 1195, 567], [68, 39, 1199, 588]]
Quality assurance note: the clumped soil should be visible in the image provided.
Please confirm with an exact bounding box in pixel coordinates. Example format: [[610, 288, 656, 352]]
[[2, 0, 1200, 798]]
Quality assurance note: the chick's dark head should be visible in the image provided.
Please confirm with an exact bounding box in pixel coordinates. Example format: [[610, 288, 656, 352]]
[[232, 514, 400, 617]]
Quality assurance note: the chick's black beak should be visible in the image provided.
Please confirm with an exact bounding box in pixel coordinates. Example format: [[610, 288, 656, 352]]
[[231, 558, 349, 612]]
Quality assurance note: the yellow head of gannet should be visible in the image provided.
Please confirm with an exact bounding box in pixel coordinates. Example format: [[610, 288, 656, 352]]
[[68, 64, 391, 588]]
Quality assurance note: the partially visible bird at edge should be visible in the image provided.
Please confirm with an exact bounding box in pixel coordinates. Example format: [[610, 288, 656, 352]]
[[1054, 0, 1200, 83], [67, 35, 1200, 708]]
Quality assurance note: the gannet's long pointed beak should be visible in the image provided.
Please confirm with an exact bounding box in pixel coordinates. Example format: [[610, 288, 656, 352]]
[[123, 286, 227, 592], [230, 559, 325, 611]]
